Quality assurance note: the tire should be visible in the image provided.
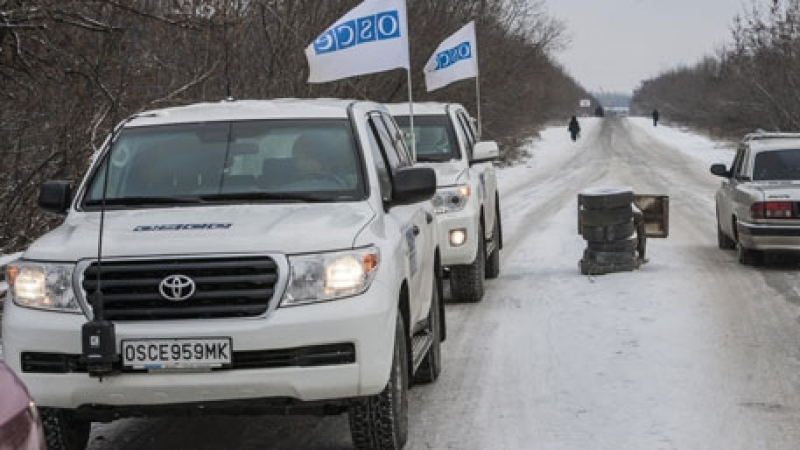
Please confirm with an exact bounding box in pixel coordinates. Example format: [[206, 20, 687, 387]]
[[580, 222, 635, 242], [717, 218, 736, 250], [583, 249, 637, 265], [738, 244, 763, 266], [414, 275, 442, 384], [450, 226, 486, 302], [485, 216, 501, 279], [587, 238, 637, 253], [578, 187, 634, 209], [579, 205, 633, 227], [579, 258, 637, 275], [349, 314, 409, 450], [495, 198, 503, 250], [40, 408, 91, 450]]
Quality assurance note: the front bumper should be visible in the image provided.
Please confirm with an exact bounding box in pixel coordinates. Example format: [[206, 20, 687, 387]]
[[436, 208, 480, 267], [737, 221, 800, 251], [1, 283, 397, 412]]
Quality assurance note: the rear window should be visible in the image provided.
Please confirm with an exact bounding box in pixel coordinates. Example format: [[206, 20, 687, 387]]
[[752, 149, 800, 181]]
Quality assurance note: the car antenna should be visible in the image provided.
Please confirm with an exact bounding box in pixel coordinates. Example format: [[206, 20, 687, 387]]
[[81, 31, 139, 380]]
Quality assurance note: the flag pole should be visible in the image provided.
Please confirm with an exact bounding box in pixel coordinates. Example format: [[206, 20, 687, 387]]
[[407, 68, 417, 161], [474, 22, 482, 139], [475, 71, 482, 139]]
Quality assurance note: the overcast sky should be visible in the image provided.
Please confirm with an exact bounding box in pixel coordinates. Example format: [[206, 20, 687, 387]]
[[544, 0, 752, 94]]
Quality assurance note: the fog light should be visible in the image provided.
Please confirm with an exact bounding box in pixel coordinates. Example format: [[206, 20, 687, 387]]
[[450, 229, 467, 247]]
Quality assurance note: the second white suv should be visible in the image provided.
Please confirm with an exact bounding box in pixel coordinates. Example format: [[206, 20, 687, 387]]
[[387, 103, 501, 302]]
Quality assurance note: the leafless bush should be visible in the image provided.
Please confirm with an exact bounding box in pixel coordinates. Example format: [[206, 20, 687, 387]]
[[0, 0, 587, 252]]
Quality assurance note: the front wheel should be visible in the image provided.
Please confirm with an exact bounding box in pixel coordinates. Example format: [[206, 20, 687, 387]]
[[349, 314, 409, 450], [40, 408, 91, 450], [485, 216, 501, 279]]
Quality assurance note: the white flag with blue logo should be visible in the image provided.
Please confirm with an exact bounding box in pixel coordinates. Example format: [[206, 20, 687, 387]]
[[424, 21, 478, 92], [306, 0, 410, 83]]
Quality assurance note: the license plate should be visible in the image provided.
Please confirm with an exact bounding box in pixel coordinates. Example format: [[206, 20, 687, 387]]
[[121, 338, 232, 370]]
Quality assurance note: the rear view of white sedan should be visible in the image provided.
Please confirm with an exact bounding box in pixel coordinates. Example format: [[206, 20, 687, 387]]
[[711, 132, 800, 265]]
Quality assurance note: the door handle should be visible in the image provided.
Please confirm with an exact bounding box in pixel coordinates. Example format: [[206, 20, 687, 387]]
[[425, 212, 433, 224], [412, 225, 420, 236]]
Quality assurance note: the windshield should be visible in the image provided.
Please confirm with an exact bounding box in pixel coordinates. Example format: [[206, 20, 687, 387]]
[[393, 115, 459, 162], [752, 149, 800, 181], [82, 120, 364, 208]]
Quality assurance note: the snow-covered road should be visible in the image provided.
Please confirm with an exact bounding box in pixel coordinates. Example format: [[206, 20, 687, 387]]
[[46, 117, 800, 449]]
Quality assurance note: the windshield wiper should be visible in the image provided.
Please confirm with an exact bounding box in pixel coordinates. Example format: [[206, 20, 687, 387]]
[[197, 192, 336, 202], [85, 196, 204, 206], [416, 155, 452, 162]]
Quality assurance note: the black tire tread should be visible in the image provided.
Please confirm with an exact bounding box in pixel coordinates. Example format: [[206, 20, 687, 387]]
[[485, 215, 501, 279], [579, 205, 633, 227], [349, 315, 409, 450], [579, 188, 634, 209], [717, 223, 736, 250], [579, 258, 637, 275], [583, 249, 637, 265], [580, 222, 635, 242], [40, 408, 91, 450], [587, 238, 637, 253]]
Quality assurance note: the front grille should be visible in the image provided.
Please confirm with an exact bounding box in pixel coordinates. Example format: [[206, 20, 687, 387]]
[[21, 344, 355, 373], [81, 256, 279, 321]]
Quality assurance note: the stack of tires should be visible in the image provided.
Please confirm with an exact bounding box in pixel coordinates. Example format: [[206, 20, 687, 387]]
[[578, 187, 638, 275]]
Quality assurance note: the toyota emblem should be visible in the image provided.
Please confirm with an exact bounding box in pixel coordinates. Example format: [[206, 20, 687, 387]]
[[159, 274, 196, 302]]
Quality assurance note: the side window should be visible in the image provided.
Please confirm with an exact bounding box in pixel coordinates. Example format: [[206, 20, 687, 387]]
[[379, 113, 413, 165], [731, 147, 746, 179], [456, 111, 477, 145], [367, 118, 393, 201], [450, 114, 472, 160], [370, 113, 405, 170]]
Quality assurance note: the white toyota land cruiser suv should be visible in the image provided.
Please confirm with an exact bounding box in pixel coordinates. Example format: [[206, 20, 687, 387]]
[[2, 99, 445, 450], [387, 103, 501, 302]]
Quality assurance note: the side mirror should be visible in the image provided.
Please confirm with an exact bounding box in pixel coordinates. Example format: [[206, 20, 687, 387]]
[[391, 167, 436, 206], [39, 181, 72, 215], [709, 164, 729, 178], [471, 141, 499, 165]]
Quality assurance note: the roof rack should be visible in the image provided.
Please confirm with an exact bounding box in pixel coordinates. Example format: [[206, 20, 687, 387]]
[[742, 130, 800, 142]]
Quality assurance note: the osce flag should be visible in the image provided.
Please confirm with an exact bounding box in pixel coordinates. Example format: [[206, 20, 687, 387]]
[[306, 0, 410, 83], [424, 21, 478, 92]]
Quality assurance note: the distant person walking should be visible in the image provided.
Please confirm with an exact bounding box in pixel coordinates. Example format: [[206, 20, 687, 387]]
[[652, 109, 660, 127], [568, 116, 581, 142]]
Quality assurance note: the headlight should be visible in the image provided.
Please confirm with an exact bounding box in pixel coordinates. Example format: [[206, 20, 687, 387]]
[[282, 246, 380, 306], [432, 185, 470, 214], [7, 262, 81, 312]]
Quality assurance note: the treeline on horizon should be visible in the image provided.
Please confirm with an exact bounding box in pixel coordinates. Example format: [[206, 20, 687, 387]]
[[0, 0, 587, 253], [631, 0, 800, 139]]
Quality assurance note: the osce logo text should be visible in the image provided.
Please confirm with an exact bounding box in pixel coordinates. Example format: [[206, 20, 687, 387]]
[[434, 42, 472, 70], [313, 10, 401, 55]]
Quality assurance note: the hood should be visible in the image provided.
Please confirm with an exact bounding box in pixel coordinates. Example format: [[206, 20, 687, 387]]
[[416, 161, 467, 187], [748, 180, 800, 200], [25, 203, 376, 261]]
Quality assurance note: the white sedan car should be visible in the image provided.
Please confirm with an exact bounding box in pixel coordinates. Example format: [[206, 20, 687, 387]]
[[711, 132, 800, 265]]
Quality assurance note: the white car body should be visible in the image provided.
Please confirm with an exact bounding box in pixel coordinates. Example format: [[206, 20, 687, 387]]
[[712, 132, 800, 263], [2, 100, 442, 443], [386, 103, 501, 270]]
